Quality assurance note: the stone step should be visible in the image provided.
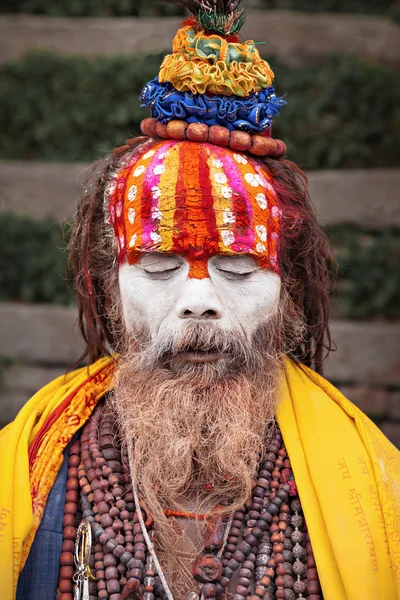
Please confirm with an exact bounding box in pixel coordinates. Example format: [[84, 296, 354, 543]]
[[1, 161, 399, 228], [0, 11, 399, 67], [0, 302, 399, 386]]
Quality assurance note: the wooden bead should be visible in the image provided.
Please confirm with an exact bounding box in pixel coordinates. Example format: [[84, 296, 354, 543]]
[[62, 539, 74, 553], [202, 583, 217, 598], [187, 123, 209, 143], [60, 551, 74, 566], [66, 479, 79, 491], [193, 554, 223, 582], [208, 125, 230, 147], [155, 121, 170, 139], [308, 567, 319, 580], [58, 595, 73, 600], [272, 139, 287, 157], [60, 566, 74, 579], [229, 130, 251, 152], [250, 135, 276, 156], [307, 581, 321, 594], [140, 118, 158, 137], [62, 514, 76, 527], [166, 119, 188, 140], [63, 526, 76, 540], [66, 490, 79, 503], [59, 579, 73, 593]]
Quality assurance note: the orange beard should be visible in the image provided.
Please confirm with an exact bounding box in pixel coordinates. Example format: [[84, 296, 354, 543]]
[[109, 299, 300, 569]]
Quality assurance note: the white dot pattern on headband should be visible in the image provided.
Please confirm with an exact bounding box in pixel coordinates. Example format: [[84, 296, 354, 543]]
[[154, 164, 166, 176], [214, 172, 228, 184], [116, 201, 122, 218], [256, 224, 267, 242], [158, 151, 169, 160], [212, 158, 224, 168], [151, 185, 161, 199], [119, 235, 125, 250], [128, 185, 138, 201], [142, 150, 155, 160], [134, 166, 145, 177], [128, 207, 136, 225], [221, 186, 233, 199], [150, 231, 162, 245], [221, 230, 235, 247], [256, 193, 267, 209], [244, 173, 259, 187], [151, 207, 162, 220], [271, 206, 282, 218], [129, 234, 137, 248], [223, 209, 235, 224], [255, 174, 268, 187], [233, 153, 248, 165], [256, 242, 266, 253]]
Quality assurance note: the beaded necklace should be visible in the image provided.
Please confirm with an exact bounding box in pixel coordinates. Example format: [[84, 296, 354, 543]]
[[57, 400, 323, 600]]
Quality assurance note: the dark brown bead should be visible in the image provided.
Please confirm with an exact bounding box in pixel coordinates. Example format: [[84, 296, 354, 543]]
[[60, 566, 74, 579], [107, 579, 121, 594], [59, 579, 73, 593], [307, 581, 321, 594], [63, 527, 76, 540], [60, 552, 74, 566], [62, 514, 76, 527], [66, 479, 79, 491], [58, 594, 73, 600], [62, 540, 74, 553], [202, 583, 217, 598], [308, 567, 319, 581]]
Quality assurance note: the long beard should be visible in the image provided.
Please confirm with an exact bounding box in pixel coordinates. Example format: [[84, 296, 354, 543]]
[[109, 302, 297, 558]]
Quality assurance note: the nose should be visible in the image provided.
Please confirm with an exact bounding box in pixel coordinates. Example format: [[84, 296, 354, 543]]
[[176, 278, 223, 320]]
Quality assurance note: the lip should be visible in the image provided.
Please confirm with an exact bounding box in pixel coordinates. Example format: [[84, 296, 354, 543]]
[[177, 351, 230, 364]]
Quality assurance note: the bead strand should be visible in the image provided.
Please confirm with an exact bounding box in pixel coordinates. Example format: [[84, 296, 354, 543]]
[[140, 118, 287, 158], [57, 438, 81, 600]]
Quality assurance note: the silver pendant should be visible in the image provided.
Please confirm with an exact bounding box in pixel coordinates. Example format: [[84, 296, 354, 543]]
[[73, 519, 94, 600]]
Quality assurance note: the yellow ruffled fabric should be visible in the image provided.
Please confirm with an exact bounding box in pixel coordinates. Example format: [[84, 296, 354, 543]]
[[159, 26, 274, 97], [0, 356, 399, 599]]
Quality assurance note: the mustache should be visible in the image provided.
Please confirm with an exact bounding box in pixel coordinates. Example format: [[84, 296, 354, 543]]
[[131, 321, 274, 374]]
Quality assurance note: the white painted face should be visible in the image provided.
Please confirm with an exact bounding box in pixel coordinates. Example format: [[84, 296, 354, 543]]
[[119, 253, 281, 347]]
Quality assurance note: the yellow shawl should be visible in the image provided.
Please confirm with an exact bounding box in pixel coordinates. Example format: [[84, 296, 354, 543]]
[[0, 357, 399, 599]]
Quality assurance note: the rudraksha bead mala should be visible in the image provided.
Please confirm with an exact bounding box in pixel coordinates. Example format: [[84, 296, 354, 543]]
[[57, 400, 323, 600], [140, 118, 287, 158]]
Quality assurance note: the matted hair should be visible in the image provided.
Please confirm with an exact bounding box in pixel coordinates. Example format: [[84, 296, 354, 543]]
[[68, 135, 335, 373]]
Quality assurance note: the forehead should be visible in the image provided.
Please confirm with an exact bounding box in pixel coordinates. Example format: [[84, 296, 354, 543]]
[[106, 140, 281, 272]]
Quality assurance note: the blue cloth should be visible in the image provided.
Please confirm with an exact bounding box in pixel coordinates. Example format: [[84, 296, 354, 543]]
[[140, 77, 286, 133], [16, 444, 70, 600]]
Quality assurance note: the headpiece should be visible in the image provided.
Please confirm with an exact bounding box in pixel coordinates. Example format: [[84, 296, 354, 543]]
[[106, 0, 287, 278]]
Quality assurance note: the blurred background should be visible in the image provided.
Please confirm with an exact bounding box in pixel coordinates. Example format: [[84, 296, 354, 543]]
[[0, 0, 399, 443]]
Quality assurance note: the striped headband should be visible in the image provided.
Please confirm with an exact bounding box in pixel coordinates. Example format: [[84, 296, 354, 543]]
[[105, 140, 282, 279]]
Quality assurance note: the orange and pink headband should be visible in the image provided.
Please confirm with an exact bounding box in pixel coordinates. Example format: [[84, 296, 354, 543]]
[[105, 140, 282, 279]]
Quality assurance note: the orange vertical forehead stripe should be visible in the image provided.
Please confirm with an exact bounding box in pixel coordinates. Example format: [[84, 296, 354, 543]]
[[107, 140, 281, 276]]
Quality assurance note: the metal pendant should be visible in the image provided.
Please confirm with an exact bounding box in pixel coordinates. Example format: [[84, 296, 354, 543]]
[[73, 519, 95, 600]]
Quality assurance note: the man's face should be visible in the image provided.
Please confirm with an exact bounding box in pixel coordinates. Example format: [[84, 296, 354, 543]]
[[119, 250, 281, 370]]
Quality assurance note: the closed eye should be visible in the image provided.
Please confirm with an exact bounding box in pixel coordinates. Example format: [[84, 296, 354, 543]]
[[215, 267, 254, 280], [143, 264, 182, 280]]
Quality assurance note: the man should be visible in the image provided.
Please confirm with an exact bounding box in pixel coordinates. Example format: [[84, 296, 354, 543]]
[[1, 1, 399, 599]]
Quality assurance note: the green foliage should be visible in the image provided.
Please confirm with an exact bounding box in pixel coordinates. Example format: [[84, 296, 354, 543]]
[[0, 213, 74, 305], [329, 225, 400, 319], [271, 55, 400, 169], [0, 51, 399, 168], [0, 0, 184, 17], [0, 52, 163, 161], [0, 214, 399, 319]]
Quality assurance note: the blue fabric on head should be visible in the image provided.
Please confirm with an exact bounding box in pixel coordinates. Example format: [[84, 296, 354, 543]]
[[16, 442, 71, 600], [140, 78, 286, 133]]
